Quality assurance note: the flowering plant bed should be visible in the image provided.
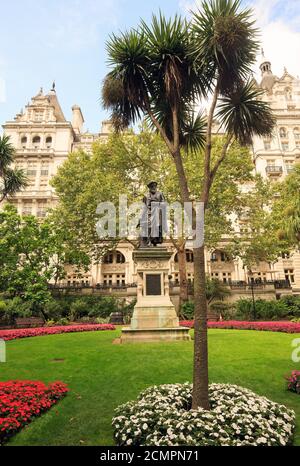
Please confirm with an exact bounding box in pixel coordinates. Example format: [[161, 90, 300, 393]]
[[180, 320, 300, 333], [0, 380, 68, 444], [286, 370, 300, 394], [112, 383, 295, 446], [0, 323, 115, 341]]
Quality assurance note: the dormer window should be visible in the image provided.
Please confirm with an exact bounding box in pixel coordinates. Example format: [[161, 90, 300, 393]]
[[46, 136, 52, 148], [34, 110, 44, 122], [32, 136, 41, 148], [21, 136, 27, 148], [279, 127, 287, 139], [285, 88, 292, 101]]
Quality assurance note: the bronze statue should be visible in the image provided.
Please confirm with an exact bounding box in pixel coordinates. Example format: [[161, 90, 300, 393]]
[[138, 181, 167, 247]]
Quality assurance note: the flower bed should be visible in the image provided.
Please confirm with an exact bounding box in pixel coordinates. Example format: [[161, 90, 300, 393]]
[[112, 383, 295, 446], [286, 370, 300, 394], [180, 320, 300, 333], [0, 323, 115, 341], [0, 380, 68, 444]]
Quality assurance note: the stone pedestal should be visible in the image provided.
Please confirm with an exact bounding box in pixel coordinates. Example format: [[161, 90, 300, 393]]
[[121, 248, 190, 343]]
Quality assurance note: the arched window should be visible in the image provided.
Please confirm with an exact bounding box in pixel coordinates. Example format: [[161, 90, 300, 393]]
[[174, 250, 194, 263], [45, 136, 52, 148], [294, 128, 300, 140], [116, 251, 125, 264], [32, 136, 41, 148], [279, 127, 287, 139], [21, 136, 27, 148], [211, 252, 218, 262], [103, 253, 113, 264]]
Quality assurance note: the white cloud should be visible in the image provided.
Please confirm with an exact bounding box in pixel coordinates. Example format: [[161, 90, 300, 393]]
[[251, 0, 300, 79]]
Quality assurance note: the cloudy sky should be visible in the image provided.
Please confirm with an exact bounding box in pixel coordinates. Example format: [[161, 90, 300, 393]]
[[0, 0, 299, 133]]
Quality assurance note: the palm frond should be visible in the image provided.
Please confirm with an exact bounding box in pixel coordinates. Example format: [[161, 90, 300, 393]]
[[216, 81, 276, 145], [1, 168, 28, 200], [0, 135, 15, 174], [192, 0, 259, 95]]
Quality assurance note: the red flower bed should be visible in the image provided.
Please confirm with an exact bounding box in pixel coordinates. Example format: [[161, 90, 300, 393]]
[[0, 380, 68, 443], [0, 323, 115, 341], [180, 320, 300, 333]]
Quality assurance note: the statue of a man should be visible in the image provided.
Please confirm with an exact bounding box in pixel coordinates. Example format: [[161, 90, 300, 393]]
[[138, 181, 167, 247]]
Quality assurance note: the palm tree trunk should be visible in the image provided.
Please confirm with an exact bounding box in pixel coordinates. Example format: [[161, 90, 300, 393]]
[[192, 244, 209, 409]]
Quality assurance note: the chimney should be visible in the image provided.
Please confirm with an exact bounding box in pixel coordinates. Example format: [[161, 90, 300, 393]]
[[101, 120, 113, 134], [72, 105, 84, 134]]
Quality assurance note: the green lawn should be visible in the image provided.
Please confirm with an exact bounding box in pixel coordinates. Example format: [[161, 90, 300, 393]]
[[0, 328, 300, 446]]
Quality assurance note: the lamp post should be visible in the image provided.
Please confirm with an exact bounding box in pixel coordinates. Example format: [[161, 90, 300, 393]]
[[248, 270, 257, 321]]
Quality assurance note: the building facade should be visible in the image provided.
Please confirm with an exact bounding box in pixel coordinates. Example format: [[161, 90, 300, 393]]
[[2, 53, 300, 299]]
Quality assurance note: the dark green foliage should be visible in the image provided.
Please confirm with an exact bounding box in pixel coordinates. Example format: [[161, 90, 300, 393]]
[[181, 301, 195, 319], [235, 297, 300, 321]]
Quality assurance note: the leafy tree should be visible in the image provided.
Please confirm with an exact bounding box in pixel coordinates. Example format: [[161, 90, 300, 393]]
[[0, 135, 27, 202], [102, 1, 275, 409], [0, 204, 88, 319], [52, 127, 254, 307], [273, 164, 300, 246]]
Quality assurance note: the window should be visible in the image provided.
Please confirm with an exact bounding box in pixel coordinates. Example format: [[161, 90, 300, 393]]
[[279, 127, 287, 139], [220, 252, 229, 262], [284, 269, 295, 283], [116, 252, 125, 264], [34, 111, 44, 122], [285, 88, 292, 101], [294, 128, 300, 140], [32, 136, 41, 148], [37, 202, 47, 218], [26, 161, 37, 177], [186, 250, 194, 263], [21, 136, 27, 148], [264, 141, 271, 150], [103, 253, 113, 264], [22, 202, 32, 216], [282, 142, 289, 151], [222, 272, 231, 284], [211, 252, 218, 262], [45, 136, 52, 148], [285, 161, 294, 173], [174, 250, 194, 263], [281, 252, 290, 259], [41, 161, 49, 177]]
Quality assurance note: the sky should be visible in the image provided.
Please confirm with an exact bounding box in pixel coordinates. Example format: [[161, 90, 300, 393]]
[[0, 0, 299, 133]]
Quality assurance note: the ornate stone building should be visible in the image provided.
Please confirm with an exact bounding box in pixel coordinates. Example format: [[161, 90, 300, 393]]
[[1, 52, 300, 300]]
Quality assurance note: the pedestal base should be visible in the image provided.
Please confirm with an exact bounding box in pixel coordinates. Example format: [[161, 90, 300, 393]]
[[120, 326, 191, 343], [131, 305, 179, 329]]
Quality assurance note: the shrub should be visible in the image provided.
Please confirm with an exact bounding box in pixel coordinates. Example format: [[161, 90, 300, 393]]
[[236, 298, 289, 321], [55, 317, 69, 326], [43, 299, 62, 321], [286, 370, 300, 394], [69, 299, 90, 320], [180, 301, 194, 319], [87, 296, 119, 319], [209, 301, 236, 320], [112, 383, 295, 446]]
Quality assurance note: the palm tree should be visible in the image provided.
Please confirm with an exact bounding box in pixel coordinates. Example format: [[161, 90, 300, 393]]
[[102, 0, 275, 410], [0, 135, 27, 202]]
